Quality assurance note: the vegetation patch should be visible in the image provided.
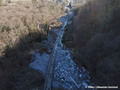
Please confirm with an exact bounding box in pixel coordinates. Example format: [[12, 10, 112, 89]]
[[64, 0, 120, 86], [0, 1, 64, 89], [73, 0, 120, 86]]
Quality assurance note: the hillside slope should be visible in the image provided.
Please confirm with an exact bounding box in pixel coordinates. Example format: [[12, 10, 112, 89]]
[[0, 1, 64, 89], [63, 0, 120, 86], [74, 0, 120, 86]]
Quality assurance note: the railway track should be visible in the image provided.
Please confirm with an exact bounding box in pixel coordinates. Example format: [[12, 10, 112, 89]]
[[43, 3, 74, 89], [44, 15, 68, 90]]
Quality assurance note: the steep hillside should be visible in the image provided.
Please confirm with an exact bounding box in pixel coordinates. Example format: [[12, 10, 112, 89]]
[[0, 1, 64, 89], [74, 0, 120, 86], [63, 0, 120, 86]]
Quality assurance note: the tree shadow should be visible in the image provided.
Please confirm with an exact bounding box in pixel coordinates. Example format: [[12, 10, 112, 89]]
[[0, 31, 47, 90]]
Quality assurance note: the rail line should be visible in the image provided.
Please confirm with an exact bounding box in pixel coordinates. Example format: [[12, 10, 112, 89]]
[[44, 17, 68, 90]]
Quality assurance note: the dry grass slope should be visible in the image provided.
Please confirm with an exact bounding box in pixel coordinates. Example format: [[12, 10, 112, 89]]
[[0, 1, 64, 89], [0, 1, 63, 57]]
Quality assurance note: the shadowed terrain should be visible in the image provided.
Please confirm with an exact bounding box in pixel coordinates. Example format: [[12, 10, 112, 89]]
[[0, 1, 64, 89], [63, 0, 120, 87]]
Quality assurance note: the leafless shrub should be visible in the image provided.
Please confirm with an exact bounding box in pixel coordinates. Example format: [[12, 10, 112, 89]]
[[0, 1, 63, 57], [73, 0, 120, 86], [0, 1, 64, 89]]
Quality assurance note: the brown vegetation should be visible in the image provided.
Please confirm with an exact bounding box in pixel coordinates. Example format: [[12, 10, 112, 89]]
[[73, 0, 120, 86], [63, 0, 120, 86], [0, 1, 63, 57], [0, 1, 64, 89]]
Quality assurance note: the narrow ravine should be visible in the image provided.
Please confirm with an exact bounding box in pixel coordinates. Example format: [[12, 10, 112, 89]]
[[29, 5, 91, 90], [52, 9, 90, 90]]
